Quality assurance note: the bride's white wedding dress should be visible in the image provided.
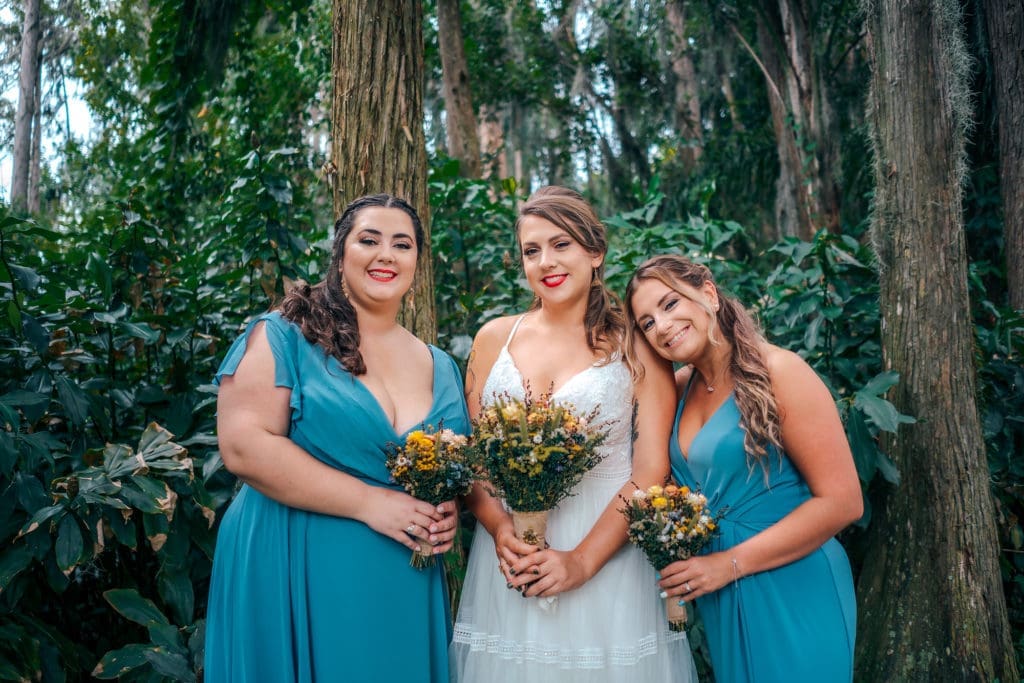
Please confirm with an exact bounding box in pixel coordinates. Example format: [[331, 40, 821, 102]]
[[450, 316, 697, 682]]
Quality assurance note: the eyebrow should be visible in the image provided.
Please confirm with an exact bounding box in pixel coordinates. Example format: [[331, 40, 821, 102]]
[[357, 228, 415, 241], [521, 232, 572, 247]]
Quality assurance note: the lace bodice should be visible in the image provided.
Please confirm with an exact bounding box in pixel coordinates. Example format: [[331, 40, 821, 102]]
[[481, 317, 635, 482]]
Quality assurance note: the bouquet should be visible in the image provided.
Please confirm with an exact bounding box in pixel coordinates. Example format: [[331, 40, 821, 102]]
[[621, 483, 719, 631], [386, 424, 475, 568], [469, 392, 608, 550]]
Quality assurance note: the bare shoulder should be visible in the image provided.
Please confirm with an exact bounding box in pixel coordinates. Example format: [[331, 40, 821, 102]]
[[763, 343, 833, 412], [473, 314, 521, 354]]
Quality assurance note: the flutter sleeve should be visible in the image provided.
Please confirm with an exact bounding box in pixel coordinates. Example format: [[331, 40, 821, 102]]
[[214, 311, 303, 420]]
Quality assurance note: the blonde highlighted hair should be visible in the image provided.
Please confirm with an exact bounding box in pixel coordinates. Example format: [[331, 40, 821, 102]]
[[516, 186, 626, 360], [623, 255, 782, 463]]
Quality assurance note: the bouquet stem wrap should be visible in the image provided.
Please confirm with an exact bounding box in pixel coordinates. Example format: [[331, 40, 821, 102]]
[[664, 596, 688, 632], [512, 510, 548, 549], [412, 539, 435, 569]]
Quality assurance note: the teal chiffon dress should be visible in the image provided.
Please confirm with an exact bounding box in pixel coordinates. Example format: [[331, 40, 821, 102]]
[[204, 312, 470, 682], [669, 386, 856, 683]]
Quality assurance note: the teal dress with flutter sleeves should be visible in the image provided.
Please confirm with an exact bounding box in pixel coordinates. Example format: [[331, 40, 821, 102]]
[[669, 384, 856, 683], [204, 312, 470, 682]]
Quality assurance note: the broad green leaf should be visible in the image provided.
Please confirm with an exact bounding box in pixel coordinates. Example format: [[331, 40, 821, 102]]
[[55, 376, 90, 427], [0, 389, 50, 407], [846, 410, 877, 483], [143, 647, 195, 682], [103, 588, 170, 627], [92, 644, 151, 679], [55, 514, 84, 573], [860, 371, 901, 397], [119, 321, 162, 343], [19, 504, 66, 538], [854, 393, 902, 433], [158, 569, 194, 625], [0, 544, 33, 590]]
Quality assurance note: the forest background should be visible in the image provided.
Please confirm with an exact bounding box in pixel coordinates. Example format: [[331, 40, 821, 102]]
[[1, 0, 1022, 680]]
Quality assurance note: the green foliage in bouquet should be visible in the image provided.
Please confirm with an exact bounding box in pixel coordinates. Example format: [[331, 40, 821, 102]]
[[468, 393, 608, 513], [386, 425, 476, 506]]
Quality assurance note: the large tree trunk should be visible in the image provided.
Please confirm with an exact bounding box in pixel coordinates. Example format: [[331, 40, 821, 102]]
[[330, 0, 435, 341], [28, 36, 43, 215], [666, 0, 703, 169], [982, 0, 1024, 310], [11, 0, 41, 213], [437, 0, 481, 178], [478, 104, 507, 181], [856, 0, 1019, 680]]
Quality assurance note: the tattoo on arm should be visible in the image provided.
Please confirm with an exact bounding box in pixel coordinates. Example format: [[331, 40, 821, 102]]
[[631, 399, 639, 443], [464, 349, 477, 400]]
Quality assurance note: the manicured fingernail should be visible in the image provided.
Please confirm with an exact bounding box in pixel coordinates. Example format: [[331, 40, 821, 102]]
[[436, 505, 445, 513], [507, 582, 514, 589], [677, 599, 686, 607], [509, 568, 517, 576], [659, 591, 668, 598], [429, 535, 437, 542]]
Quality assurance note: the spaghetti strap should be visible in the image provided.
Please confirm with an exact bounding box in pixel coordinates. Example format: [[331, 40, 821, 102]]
[[502, 314, 528, 350]]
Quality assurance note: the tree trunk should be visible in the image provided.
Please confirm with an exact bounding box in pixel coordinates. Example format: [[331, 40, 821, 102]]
[[11, 0, 41, 213], [437, 0, 481, 178], [856, 0, 1019, 680], [330, 0, 435, 341], [28, 35, 43, 215], [982, 0, 1024, 310], [478, 104, 507, 181], [666, 0, 703, 169]]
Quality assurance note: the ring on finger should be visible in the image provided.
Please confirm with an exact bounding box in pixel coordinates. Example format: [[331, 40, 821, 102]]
[[684, 581, 692, 593], [406, 524, 417, 535]]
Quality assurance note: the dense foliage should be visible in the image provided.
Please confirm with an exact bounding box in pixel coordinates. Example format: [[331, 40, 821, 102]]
[[1, 0, 1020, 679]]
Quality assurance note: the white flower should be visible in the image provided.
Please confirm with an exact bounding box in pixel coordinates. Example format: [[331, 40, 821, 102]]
[[533, 434, 542, 444], [632, 489, 647, 499]]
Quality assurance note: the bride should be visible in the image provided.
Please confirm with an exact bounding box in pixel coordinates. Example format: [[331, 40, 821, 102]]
[[450, 186, 697, 682]]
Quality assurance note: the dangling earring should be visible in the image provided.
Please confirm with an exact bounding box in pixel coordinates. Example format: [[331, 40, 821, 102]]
[[340, 272, 352, 299], [591, 267, 602, 287]]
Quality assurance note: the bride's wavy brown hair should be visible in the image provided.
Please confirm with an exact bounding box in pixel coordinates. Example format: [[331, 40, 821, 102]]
[[516, 186, 626, 360], [279, 194, 424, 374], [623, 255, 782, 463]]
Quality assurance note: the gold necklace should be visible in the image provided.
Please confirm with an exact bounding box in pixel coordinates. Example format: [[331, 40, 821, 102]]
[[702, 365, 727, 393]]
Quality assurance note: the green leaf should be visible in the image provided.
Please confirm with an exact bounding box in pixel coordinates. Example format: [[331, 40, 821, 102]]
[[92, 644, 152, 679], [860, 371, 901, 397], [19, 504, 66, 537], [55, 376, 90, 427], [846, 409, 877, 483], [143, 647, 195, 682], [158, 569, 195, 624], [55, 514, 84, 573], [7, 263, 41, 292], [0, 389, 50, 407], [119, 321, 162, 344], [854, 393, 902, 433], [0, 544, 33, 590], [103, 588, 170, 627]]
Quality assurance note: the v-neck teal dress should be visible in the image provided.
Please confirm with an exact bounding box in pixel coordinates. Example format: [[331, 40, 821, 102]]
[[204, 312, 470, 683], [670, 385, 855, 683]]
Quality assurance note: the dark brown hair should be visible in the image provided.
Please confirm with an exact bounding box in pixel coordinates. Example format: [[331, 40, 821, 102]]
[[279, 194, 423, 374]]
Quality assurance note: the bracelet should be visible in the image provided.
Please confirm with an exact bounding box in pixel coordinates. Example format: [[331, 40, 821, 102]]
[[731, 557, 743, 586]]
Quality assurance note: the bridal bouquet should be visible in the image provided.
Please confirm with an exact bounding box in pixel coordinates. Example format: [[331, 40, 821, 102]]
[[469, 392, 607, 550], [386, 424, 475, 568], [621, 483, 719, 631]]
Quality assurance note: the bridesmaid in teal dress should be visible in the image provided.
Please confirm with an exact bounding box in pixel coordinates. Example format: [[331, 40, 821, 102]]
[[204, 195, 470, 682], [624, 255, 862, 682]]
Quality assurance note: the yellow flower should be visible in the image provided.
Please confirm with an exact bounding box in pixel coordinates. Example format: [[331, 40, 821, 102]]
[[651, 496, 668, 510], [648, 485, 664, 497]]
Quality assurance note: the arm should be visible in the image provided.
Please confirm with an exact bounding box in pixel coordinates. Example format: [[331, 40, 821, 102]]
[[461, 318, 540, 577], [217, 322, 456, 553], [510, 335, 676, 596], [660, 346, 863, 601]]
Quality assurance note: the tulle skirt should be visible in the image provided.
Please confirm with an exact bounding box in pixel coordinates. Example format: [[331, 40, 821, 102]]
[[450, 469, 697, 682]]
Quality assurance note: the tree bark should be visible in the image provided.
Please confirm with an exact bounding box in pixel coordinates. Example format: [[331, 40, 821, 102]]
[[28, 35, 43, 215], [478, 104, 507, 181], [330, 0, 435, 341], [856, 0, 1019, 679], [11, 0, 41, 213], [981, 0, 1024, 310], [666, 0, 703, 169], [437, 0, 481, 178]]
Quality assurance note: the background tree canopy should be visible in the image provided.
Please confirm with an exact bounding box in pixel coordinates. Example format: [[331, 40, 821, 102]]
[[1, 0, 1021, 679]]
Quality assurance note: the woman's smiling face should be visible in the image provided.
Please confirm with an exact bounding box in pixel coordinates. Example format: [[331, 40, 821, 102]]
[[518, 214, 602, 305], [340, 206, 419, 309], [629, 277, 718, 363]]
